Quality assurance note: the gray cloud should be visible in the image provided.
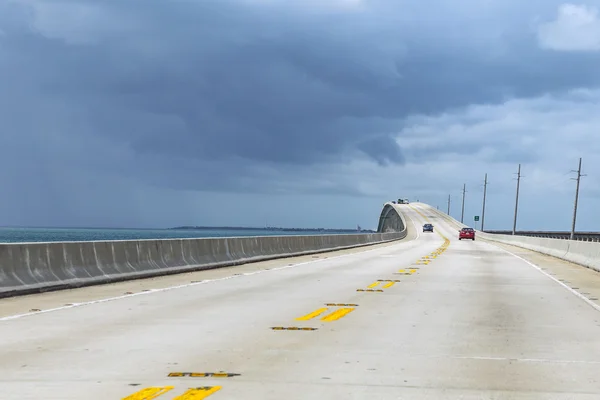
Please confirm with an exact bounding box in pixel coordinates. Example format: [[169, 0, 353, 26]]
[[1, 0, 600, 228], [537, 4, 600, 52]]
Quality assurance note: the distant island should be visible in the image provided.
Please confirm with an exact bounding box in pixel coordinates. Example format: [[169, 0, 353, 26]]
[[169, 226, 376, 233]]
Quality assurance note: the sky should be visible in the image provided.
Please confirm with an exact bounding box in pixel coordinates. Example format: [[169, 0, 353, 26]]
[[0, 0, 599, 231]]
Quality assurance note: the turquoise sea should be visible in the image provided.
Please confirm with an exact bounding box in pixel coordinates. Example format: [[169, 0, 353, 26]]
[[0, 227, 361, 244]]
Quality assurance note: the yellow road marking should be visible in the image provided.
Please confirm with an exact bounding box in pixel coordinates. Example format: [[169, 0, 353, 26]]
[[296, 308, 328, 321], [122, 387, 174, 400], [321, 308, 355, 322], [382, 282, 395, 289], [271, 326, 317, 330], [173, 386, 221, 399], [168, 372, 239, 378], [169, 373, 202, 377], [409, 269, 417, 273], [409, 205, 451, 244], [367, 281, 380, 288]]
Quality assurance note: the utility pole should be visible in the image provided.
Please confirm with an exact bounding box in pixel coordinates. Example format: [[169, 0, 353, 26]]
[[447, 195, 451, 215], [461, 183, 466, 223], [512, 164, 522, 235], [570, 157, 586, 240], [481, 173, 488, 232]]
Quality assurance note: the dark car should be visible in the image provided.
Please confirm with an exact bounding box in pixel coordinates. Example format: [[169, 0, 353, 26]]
[[459, 227, 475, 240], [423, 224, 434, 232]]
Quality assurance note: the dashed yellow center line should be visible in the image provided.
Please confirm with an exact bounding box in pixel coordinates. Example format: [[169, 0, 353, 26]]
[[367, 281, 380, 288], [382, 282, 395, 289], [122, 387, 174, 400], [168, 372, 240, 378], [398, 267, 419, 273], [409, 205, 451, 243], [321, 308, 355, 322], [296, 308, 328, 321], [174, 386, 222, 399], [271, 326, 318, 330]]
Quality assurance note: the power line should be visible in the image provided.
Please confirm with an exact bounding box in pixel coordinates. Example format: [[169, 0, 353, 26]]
[[481, 173, 488, 232], [461, 183, 466, 224], [512, 164, 523, 235], [570, 157, 586, 240]]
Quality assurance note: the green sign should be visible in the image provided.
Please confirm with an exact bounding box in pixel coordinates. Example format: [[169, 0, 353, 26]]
[[474, 216, 480, 221]]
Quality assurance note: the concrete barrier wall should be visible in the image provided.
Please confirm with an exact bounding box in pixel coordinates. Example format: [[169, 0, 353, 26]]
[[378, 202, 407, 233], [422, 203, 600, 273], [476, 231, 600, 272], [0, 207, 408, 298]]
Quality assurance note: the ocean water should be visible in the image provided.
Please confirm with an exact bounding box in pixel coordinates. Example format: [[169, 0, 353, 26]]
[[0, 227, 358, 244]]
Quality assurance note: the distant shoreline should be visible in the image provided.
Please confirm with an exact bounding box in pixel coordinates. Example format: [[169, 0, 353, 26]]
[[169, 226, 376, 233]]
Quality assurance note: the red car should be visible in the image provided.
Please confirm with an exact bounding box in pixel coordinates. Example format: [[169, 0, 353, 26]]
[[459, 227, 475, 240]]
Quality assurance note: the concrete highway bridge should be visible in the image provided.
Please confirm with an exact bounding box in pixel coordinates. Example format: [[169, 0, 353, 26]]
[[2, 203, 600, 399]]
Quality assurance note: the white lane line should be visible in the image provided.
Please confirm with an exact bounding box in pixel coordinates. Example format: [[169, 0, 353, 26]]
[[488, 243, 600, 313], [407, 208, 421, 241], [395, 206, 420, 241], [0, 237, 418, 323]]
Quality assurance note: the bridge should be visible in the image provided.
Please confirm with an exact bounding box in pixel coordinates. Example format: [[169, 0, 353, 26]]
[[1, 203, 600, 399]]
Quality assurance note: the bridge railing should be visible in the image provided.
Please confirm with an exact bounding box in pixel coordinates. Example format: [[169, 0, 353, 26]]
[[484, 230, 600, 242]]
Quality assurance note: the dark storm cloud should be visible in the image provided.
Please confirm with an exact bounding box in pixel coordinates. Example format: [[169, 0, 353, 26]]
[[1, 0, 599, 195]]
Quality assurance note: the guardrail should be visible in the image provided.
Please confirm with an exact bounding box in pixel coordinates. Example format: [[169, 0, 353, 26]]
[[484, 230, 600, 242]]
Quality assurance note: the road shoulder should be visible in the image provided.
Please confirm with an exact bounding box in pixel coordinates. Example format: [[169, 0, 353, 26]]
[[486, 241, 600, 309]]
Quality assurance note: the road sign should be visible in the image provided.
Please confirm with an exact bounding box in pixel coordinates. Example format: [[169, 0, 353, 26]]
[[474, 216, 480, 221]]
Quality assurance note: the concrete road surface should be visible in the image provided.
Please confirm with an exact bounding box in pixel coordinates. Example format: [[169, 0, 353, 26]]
[[2, 204, 600, 399]]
